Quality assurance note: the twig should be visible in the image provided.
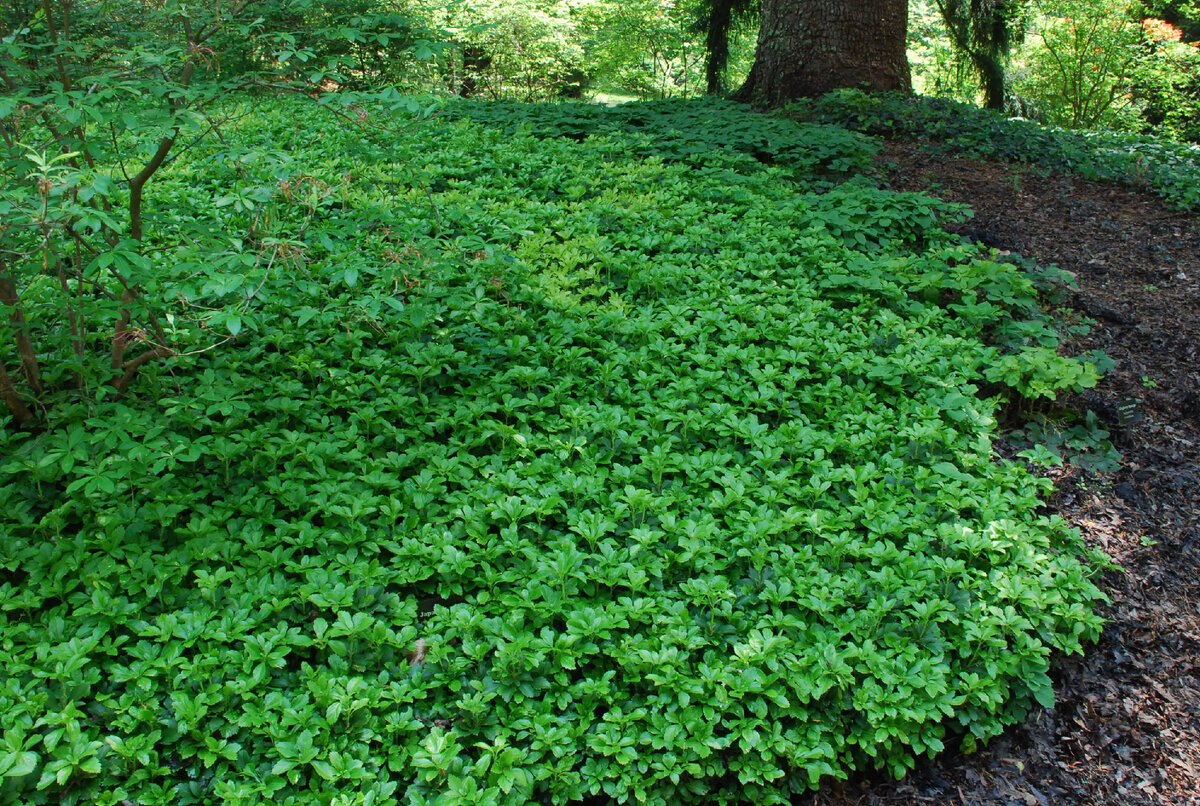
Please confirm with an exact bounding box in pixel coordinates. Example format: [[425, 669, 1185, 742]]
[[110, 288, 135, 371], [113, 346, 175, 396]]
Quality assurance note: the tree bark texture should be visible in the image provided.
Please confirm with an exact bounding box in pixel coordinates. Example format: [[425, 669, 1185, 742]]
[[736, 0, 911, 106]]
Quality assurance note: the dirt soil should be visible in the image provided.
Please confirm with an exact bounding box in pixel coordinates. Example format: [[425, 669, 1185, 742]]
[[809, 141, 1200, 806]]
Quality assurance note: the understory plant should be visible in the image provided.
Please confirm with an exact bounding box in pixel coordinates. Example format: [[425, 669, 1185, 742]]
[[0, 0, 437, 426], [0, 97, 1107, 805], [1014, 0, 1148, 131]]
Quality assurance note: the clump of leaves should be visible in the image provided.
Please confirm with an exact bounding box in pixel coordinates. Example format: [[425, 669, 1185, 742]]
[[1012, 409, 1123, 473], [1, 96, 1105, 806]]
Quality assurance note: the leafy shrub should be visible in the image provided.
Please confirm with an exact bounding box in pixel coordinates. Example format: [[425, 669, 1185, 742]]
[[1133, 18, 1200, 143], [0, 97, 1105, 805], [0, 0, 446, 430], [795, 88, 1200, 211], [1014, 0, 1148, 132], [1011, 409, 1123, 473], [1005, 0, 1200, 141]]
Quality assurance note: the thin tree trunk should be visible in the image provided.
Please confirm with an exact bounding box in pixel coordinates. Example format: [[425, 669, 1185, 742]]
[[459, 46, 491, 98], [113, 346, 173, 396], [110, 288, 135, 372], [0, 274, 43, 394], [53, 255, 84, 364], [937, 0, 1010, 112], [705, 0, 736, 95], [972, 50, 1007, 110]]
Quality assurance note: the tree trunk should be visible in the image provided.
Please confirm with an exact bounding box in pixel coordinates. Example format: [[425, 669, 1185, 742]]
[[735, 0, 911, 106], [937, 0, 1012, 112], [459, 46, 492, 98], [705, 0, 736, 95], [971, 48, 1007, 111]]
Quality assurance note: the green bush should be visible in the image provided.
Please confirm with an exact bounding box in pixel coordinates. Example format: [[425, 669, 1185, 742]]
[[1013, 0, 1147, 131], [1, 97, 1105, 805], [0, 0, 447, 430], [1134, 18, 1200, 143], [1005, 1, 1200, 142]]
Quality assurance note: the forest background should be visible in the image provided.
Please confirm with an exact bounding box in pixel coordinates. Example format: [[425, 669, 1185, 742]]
[[165, 0, 1200, 140]]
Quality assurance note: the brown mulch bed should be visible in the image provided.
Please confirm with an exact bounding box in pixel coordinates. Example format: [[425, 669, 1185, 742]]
[[808, 141, 1200, 806]]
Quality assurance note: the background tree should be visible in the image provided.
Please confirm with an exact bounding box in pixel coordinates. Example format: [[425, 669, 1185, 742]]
[[735, 0, 911, 105], [576, 0, 709, 98], [424, 0, 584, 101], [935, 0, 1024, 109], [1151, 0, 1200, 39], [697, 0, 759, 94]]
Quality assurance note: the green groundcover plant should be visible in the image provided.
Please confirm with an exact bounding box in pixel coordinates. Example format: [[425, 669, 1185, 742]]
[[1, 97, 1106, 806], [797, 89, 1200, 212]]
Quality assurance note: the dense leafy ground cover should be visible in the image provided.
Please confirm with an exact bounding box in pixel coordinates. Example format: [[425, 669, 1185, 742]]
[[0, 97, 1107, 805], [796, 90, 1200, 213]]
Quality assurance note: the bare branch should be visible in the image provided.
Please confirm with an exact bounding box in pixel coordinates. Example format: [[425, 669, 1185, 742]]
[[110, 288, 135, 371], [113, 346, 175, 396]]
